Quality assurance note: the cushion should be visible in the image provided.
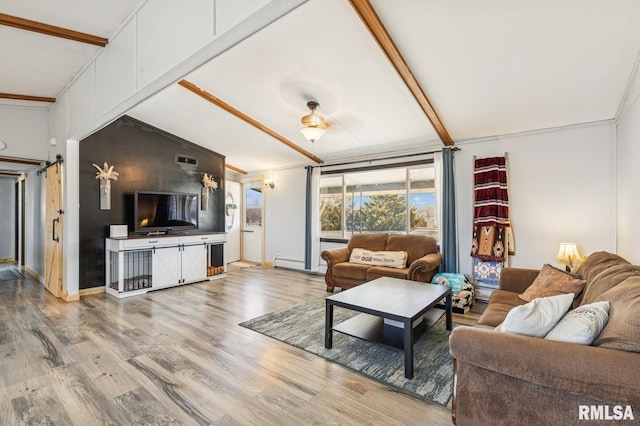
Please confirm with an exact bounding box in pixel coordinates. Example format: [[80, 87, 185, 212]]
[[386, 234, 438, 265], [519, 264, 586, 302], [476, 289, 528, 327], [332, 262, 370, 280], [593, 276, 640, 353], [580, 263, 640, 306], [432, 272, 467, 293], [349, 248, 407, 269], [347, 233, 388, 252], [366, 266, 409, 281], [501, 293, 574, 337], [545, 301, 610, 345], [574, 251, 629, 279]]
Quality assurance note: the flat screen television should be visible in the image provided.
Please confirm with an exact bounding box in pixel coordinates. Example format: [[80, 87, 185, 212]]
[[134, 191, 199, 233]]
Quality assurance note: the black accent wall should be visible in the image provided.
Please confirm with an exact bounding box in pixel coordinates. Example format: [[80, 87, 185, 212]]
[[79, 115, 225, 289]]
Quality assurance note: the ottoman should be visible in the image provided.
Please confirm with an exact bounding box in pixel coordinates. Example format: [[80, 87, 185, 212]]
[[432, 273, 475, 314]]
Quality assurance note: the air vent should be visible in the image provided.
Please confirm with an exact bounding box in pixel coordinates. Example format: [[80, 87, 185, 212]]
[[176, 155, 198, 166]]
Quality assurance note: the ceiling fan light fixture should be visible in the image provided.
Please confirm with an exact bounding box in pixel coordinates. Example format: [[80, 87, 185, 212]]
[[300, 100, 328, 142]]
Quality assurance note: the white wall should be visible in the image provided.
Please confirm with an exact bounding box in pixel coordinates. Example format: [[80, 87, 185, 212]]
[[0, 106, 47, 160], [266, 121, 616, 276], [615, 59, 640, 264], [456, 121, 615, 275], [264, 167, 307, 269], [0, 178, 15, 260]]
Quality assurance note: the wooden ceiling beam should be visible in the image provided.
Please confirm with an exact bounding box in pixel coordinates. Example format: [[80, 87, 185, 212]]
[[0, 156, 42, 166], [178, 79, 324, 165], [349, 0, 454, 146], [0, 92, 56, 103], [226, 163, 247, 175], [0, 13, 108, 47]]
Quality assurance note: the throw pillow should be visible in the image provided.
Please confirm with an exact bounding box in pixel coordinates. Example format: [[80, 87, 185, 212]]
[[349, 248, 407, 269], [501, 293, 574, 337], [544, 301, 610, 345], [593, 276, 640, 353], [519, 264, 586, 302]]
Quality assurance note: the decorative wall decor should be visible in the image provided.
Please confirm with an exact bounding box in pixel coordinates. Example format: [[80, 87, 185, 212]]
[[225, 192, 237, 230], [201, 173, 218, 210], [92, 162, 120, 210]]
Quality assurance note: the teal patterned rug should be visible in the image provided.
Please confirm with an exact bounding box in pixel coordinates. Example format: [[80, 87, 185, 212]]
[[240, 296, 456, 406]]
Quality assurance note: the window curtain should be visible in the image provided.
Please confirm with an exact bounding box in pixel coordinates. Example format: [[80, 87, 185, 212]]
[[305, 166, 321, 271], [435, 147, 458, 273]]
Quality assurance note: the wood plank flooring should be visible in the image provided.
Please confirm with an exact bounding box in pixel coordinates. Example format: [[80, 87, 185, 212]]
[[0, 264, 483, 425]]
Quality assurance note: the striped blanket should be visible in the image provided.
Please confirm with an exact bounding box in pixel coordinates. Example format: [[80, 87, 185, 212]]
[[473, 156, 510, 227], [471, 156, 514, 262]]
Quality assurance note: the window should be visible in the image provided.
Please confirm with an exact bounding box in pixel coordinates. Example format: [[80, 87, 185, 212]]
[[320, 164, 437, 240]]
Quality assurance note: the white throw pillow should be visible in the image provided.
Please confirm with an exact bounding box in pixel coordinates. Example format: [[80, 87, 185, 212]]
[[501, 293, 574, 337], [545, 301, 610, 345], [349, 248, 407, 269]]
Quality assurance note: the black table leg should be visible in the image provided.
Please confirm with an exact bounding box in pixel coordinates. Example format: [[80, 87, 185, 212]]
[[403, 318, 413, 379], [445, 293, 453, 331], [325, 301, 334, 349]]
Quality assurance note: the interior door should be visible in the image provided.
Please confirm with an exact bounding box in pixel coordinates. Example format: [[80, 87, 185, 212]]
[[45, 162, 63, 297], [225, 181, 241, 263], [241, 181, 263, 263]]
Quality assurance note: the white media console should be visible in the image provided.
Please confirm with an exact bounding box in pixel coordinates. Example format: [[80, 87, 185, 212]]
[[105, 232, 226, 298]]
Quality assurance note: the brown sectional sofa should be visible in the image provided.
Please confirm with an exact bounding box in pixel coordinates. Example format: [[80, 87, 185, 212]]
[[449, 251, 640, 425], [320, 233, 441, 292]]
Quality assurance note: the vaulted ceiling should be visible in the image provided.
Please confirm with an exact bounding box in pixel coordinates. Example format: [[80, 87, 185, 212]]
[[2, 0, 640, 174]]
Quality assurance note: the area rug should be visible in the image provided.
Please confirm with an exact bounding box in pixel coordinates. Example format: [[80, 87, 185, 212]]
[[0, 267, 25, 282], [239, 296, 457, 406]]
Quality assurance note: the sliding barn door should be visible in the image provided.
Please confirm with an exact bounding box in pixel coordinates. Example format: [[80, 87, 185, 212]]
[[45, 162, 63, 297]]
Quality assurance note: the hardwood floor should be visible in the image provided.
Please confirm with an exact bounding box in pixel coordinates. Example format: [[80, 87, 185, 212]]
[[0, 264, 483, 425]]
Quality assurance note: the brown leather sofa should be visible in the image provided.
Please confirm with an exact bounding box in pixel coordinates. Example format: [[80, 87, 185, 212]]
[[449, 251, 640, 425], [320, 233, 442, 292]]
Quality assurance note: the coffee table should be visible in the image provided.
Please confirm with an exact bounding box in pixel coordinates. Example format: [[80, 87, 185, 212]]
[[325, 276, 452, 379]]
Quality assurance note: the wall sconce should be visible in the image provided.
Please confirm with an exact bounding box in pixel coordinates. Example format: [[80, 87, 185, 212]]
[[264, 178, 275, 189], [556, 242, 583, 272]]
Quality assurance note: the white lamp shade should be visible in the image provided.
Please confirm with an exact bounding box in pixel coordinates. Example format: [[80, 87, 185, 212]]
[[556, 242, 581, 269], [300, 126, 326, 142]]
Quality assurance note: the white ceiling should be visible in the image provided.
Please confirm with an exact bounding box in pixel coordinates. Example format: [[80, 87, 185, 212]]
[[3, 0, 640, 174]]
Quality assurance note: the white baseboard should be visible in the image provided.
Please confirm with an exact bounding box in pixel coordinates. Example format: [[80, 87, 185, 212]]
[[273, 257, 305, 270]]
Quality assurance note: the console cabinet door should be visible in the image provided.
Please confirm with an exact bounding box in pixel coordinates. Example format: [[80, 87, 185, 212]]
[[152, 246, 181, 287], [181, 244, 207, 283]]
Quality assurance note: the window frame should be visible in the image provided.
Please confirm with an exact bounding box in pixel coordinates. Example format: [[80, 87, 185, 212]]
[[319, 159, 436, 242]]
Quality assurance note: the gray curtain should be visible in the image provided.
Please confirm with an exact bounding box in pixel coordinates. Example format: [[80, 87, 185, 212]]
[[441, 148, 457, 273], [304, 166, 313, 270]]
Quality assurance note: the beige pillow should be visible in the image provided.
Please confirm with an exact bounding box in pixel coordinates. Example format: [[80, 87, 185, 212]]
[[501, 293, 574, 337], [349, 248, 407, 269], [519, 264, 586, 302]]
